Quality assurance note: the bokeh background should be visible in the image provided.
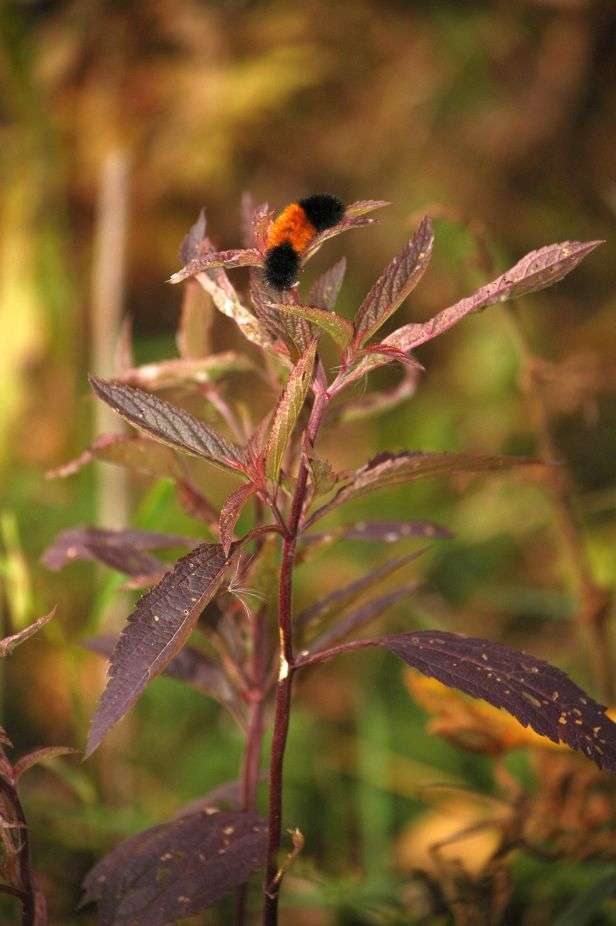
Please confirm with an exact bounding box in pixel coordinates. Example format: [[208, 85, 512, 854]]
[[1, 0, 615, 923]]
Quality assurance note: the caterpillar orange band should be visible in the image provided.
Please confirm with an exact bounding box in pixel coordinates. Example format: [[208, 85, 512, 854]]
[[264, 194, 345, 290]]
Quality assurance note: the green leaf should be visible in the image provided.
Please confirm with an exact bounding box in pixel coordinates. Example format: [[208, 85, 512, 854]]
[[265, 341, 317, 481], [554, 873, 616, 926], [270, 304, 353, 348]]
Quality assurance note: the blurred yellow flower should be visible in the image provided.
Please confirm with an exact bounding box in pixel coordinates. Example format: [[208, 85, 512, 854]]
[[405, 669, 568, 755], [395, 796, 507, 878]]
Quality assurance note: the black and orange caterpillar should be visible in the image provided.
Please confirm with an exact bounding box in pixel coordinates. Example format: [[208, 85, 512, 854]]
[[264, 194, 345, 290]]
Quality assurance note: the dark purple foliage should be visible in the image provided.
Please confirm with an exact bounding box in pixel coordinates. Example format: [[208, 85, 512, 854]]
[[303, 520, 453, 547], [352, 215, 434, 347], [308, 450, 546, 525], [85, 543, 228, 757], [81, 810, 267, 925], [308, 257, 347, 310], [89, 376, 247, 473], [296, 550, 425, 633], [42, 527, 195, 576], [309, 583, 419, 651], [85, 636, 238, 711], [379, 631, 616, 771]]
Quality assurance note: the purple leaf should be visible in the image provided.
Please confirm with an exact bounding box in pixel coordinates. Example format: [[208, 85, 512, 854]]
[[241, 195, 272, 250], [41, 527, 195, 577], [308, 257, 347, 310], [46, 434, 178, 481], [334, 239, 603, 389], [187, 242, 276, 353], [115, 353, 253, 391], [81, 809, 267, 925], [352, 215, 434, 347], [179, 208, 207, 264], [329, 520, 454, 543], [89, 377, 247, 474], [384, 238, 604, 355], [85, 543, 228, 757], [176, 479, 219, 528], [85, 636, 239, 714], [0, 607, 57, 657], [362, 343, 424, 369], [309, 583, 419, 651], [176, 280, 214, 360], [169, 247, 262, 285], [219, 482, 258, 556], [174, 780, 245, 817], [249, 275, 298, 347], [380, 630, 616, 771], [250, 280, 313, 353], [296, 550, 425, 634], [307, 450, 546, 526], [302, 200, 391, 261], [298, 520, 451, 561]]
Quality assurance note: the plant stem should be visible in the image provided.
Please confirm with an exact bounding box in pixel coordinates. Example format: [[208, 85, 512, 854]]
[[236, 606, 268, 924], [263, 535, 296, 926], [0, 777, 35, 925], [262, 384, 329, 925]]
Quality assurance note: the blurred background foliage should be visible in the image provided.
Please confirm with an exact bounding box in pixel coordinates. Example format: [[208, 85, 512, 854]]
[[0, 0, 615, 922]]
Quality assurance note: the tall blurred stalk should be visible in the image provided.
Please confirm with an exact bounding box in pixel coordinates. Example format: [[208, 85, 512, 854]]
[[90, 151, 136, 801]]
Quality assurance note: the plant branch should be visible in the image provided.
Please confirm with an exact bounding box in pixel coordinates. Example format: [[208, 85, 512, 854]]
[[295, 638, 377, 669]]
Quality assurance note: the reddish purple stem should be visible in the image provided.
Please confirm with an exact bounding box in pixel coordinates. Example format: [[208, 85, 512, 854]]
[[262, 382, 328, 925]]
